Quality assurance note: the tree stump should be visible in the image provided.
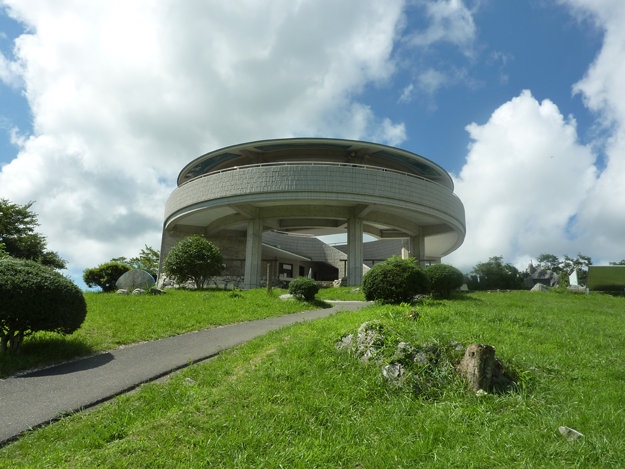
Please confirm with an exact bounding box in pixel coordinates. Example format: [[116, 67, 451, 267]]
[[458, 344, 495, 392]]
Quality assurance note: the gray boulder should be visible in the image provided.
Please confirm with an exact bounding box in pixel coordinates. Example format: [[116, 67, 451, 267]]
[[531, 283, 550, 292], [116, 269, 156, 291]]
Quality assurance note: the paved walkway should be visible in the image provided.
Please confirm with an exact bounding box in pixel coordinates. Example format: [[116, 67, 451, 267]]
[[0, 301, 370, 446]]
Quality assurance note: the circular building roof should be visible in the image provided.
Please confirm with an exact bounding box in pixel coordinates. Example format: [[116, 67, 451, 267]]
[[178, 138, 454, 191]]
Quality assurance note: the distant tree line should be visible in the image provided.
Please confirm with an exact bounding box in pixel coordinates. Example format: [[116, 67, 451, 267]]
[[467, 252, 596, 290]]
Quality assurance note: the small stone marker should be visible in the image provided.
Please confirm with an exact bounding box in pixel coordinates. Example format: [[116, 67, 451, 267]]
[[558, 426, 584, 441], [116, 269, 155, 291], [458, 344, 496, 393]]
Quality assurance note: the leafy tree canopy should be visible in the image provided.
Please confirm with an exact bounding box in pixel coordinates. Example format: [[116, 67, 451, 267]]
[[0, 198, 67, 269], [1, 258, 86, 353], [163, 236, 224, 289], [534, 253, 592, 286], [110, 245, 160, 279], [536, 253, 561, 272], [609, 260, 625, 266], [468, 256, 527, 290]]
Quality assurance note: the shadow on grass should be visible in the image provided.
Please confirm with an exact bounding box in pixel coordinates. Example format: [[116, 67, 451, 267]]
[[0, 334, 97, 379]]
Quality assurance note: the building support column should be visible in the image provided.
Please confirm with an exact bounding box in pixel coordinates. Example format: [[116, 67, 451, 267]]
[[409, 230, 426, 268], [347, 216, 364, 286], [244, 216, 263, 289]]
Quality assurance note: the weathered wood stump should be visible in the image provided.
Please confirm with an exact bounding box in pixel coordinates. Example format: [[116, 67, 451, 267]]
[[458, 344, 495, 392]]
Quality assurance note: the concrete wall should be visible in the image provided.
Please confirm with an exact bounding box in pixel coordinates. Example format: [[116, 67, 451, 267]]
[[165, 165, 466, 237]]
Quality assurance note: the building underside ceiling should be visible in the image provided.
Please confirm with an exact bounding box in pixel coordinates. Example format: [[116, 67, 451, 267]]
[[167, 200, 463, 258]]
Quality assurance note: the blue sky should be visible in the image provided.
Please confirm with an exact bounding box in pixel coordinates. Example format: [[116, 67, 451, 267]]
[[1, 0, 624, 286]]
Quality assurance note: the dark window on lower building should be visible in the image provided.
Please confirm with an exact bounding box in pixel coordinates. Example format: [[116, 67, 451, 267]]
[[279, 263, 293, 278]]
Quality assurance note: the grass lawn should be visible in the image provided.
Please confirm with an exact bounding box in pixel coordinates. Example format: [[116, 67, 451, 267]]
[[316, 285, 366, 301], [0, 288, 328, 378], [2, 290, 624, 467]]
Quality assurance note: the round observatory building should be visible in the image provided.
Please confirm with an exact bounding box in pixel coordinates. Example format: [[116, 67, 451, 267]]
[[160, 138, 466, 289]]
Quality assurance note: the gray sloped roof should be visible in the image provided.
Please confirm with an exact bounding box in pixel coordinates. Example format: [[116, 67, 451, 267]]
[[262, 232, 347, 270], [333, 239, 403, 261]]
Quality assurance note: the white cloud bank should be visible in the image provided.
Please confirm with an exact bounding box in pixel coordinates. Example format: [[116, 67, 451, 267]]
[[0, 0, 406, 276], [447, 90, 597, 270], [448, 0, 625, 271]]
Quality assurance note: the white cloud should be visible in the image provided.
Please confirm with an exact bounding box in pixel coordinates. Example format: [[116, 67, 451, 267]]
[[406, 0, 477, 55], [0, 50, 22, 87], [560, 0, 625, 263], [447, 0, 625, 272], [0, 0, 407, 276], [446, 90, 597, 272]]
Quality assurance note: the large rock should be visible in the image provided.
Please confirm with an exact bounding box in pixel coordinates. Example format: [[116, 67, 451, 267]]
[[116, 269, 155, 291], [531, 283, 550, 292]]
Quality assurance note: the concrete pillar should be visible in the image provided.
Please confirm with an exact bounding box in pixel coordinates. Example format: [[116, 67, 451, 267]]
[[409, 233, 426, 268], [244, 216, 263, 289], [347, 217, 364, 286]]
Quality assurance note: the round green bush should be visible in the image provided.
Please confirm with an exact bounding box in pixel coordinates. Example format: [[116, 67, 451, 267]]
[[362, 257, 430, 304], [163, 235, 224, 289], [288, 276, 320, 301], [425, 263, 465, 297], [83, 262, 131, 292], [0, 258, 87, 353]]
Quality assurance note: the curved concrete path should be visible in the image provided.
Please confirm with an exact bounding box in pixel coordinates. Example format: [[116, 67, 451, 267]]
[[0, 301, 370, 446]]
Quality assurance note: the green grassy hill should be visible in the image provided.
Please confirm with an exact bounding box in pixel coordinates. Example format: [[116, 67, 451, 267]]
[[2, 290, 625, 467]]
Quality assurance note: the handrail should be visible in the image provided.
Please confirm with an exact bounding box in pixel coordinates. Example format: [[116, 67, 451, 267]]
[[179, 161, 458, 197]]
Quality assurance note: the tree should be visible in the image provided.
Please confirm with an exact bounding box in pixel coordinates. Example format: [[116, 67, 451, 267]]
[[163, 236, 224, 289], [83, 262, 132, 292], [536, 253, 561, 272], [468, 256, 526, 290], [111, 245, 160, 279], [561, 253, 592, 286], [0, 199, 66, 269], [609, 260, 625, 266], [1, 259, 87, 354]]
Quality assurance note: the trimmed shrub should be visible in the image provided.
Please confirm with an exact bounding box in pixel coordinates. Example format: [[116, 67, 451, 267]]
[[288, 276, 320, 301], [0, 258, 87, 354], [425, 263, 465, 297], [83, 262, 131, 292], [163, 235, 224, 289], [362, 256, 430, 304]]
